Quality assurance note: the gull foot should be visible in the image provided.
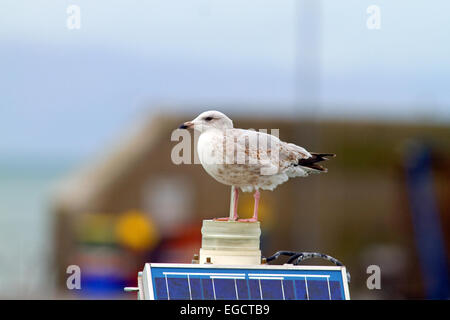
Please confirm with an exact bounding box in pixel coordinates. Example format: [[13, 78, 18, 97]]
[[214, 217, 236, 221], [237, 218, 258, 223]]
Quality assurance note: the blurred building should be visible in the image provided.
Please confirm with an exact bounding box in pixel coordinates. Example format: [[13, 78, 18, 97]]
[[51, 111, 450, 299]]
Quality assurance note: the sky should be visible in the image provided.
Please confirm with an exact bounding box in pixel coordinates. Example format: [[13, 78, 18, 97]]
[[1, 0, 450, 159]]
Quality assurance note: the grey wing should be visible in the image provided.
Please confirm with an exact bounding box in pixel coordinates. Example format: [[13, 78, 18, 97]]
[[229, 129, 311, 175]]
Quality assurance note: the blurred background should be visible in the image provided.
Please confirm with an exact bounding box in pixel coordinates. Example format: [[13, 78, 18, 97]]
[[1, 0, 449, 299]]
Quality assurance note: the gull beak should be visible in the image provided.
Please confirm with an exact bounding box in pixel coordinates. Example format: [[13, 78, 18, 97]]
[[179, 121, 194, 129]]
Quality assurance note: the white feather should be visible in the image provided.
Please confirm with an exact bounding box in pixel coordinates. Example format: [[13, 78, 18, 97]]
[[197, 127, 317, 192]]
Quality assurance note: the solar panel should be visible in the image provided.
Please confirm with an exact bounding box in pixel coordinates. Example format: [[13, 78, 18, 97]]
[[141, 263, 350, 300]]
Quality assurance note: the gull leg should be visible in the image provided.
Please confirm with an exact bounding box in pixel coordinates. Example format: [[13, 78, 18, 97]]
[[253, 189, 260, 221], [238, 189, 259, 223], [233, 186, 239, 220], [215, 186, 239, 221]]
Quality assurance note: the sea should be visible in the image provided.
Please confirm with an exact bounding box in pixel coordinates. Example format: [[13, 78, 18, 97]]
[[0, 156, 78, 298]]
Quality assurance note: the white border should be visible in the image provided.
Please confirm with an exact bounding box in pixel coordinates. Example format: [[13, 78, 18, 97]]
[[142, 263, 154, 300], [149, 263, 343, 271], [341, 266, 351, 300]]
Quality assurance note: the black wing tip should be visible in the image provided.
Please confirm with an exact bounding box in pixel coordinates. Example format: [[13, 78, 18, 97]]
[[309, 164, 328, 172], [297, 152, 335, 172], [310, 152, 336, 159]]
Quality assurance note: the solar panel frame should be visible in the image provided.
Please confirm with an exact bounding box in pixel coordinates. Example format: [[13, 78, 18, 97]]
[[141, 263, 350, 300]]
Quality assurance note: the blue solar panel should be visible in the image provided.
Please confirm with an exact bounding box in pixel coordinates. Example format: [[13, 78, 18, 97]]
[[142, 263, 350, 300]]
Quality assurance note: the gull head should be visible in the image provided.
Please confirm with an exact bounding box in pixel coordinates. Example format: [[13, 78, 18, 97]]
[[179, 110, 233, 133]]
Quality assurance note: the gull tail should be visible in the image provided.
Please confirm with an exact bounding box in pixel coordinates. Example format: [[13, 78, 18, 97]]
[[297, 152, 336, 172]]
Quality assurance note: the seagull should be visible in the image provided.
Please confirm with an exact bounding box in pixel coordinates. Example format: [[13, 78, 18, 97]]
[[179, 110, 335, 222]]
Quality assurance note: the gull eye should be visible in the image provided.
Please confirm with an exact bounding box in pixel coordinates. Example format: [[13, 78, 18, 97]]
[[204, 116, 213, 121]]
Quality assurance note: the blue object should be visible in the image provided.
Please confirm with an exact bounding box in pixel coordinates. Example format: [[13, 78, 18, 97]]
[[405, 143, 450, 299], [142, 263, 350, 300]]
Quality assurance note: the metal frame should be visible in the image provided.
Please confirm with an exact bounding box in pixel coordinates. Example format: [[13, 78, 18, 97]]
[[142, 263, 155, 300], [341, 267, 351, 300], [137, 272, 145, 300]]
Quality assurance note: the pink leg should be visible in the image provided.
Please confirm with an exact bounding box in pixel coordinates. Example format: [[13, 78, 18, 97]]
[[238, 189, 259, 222], [253, 189, 260, 220], [215, 187, 239, 221], [233, 187, 239, 220]]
